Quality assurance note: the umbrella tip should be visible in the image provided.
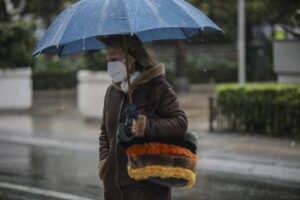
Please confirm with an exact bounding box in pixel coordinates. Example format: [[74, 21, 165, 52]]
[[31, 51, 41, 58]]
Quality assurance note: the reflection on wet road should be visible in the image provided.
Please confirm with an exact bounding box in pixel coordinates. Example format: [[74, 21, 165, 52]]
[[0, 141, 100, 200], [1, 140, 300, 200], [1, 91, 300, 200]]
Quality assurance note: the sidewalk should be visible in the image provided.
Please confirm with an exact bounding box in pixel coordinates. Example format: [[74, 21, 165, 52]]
[[0, 89, 299, 185]]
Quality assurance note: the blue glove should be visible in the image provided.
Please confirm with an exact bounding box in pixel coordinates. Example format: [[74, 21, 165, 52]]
[[117, 103, 139, 143]]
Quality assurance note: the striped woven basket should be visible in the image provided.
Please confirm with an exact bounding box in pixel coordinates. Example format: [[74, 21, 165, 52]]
[[126, 132, 198, 188]]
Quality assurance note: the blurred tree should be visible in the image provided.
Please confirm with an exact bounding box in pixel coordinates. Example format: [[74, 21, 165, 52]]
[[174, 40, 190, 93], [188, 0, 237, 43], [85, 50, 107, 71], [188, 0, 300, 82], [246, 0, 300, 25], [23, 0, 76, 26], [0, 22, 35, 69], [0, 0, 77, 24], [1, 0, 26, 22], [245, 0, 300, 81], [188, 0, 300, 41], [0, 0, 35, 69], [0, 1, 8, 21], [174, 0, 236, 92]]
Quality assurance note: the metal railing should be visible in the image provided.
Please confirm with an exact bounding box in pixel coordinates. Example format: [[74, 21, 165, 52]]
[[209, 97, 300, 137]]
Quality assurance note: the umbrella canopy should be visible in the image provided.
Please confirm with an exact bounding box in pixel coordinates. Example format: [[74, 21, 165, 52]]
[[32, 0, 223, 57]]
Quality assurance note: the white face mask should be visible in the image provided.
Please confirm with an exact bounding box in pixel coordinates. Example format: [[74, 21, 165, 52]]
[[107, 61, 127, 82]]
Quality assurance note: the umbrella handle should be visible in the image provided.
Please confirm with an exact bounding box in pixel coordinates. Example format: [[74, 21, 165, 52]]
[[123, 35, 133, 104]]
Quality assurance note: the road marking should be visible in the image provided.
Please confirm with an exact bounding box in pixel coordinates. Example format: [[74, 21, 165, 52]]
[[0, 181, 96, 200], [199, 156, 300, 184], [0, 134, 97, 152]]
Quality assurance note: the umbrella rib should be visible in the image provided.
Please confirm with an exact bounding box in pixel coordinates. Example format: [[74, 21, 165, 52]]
[[120, 0, 132, 33], [49, 4, 81, 48], [197, 28, 204, 43], [57, 1, 87, 47], [180, 28, 190, 40], [172, 0, 200, 28], [58, 45, 65, 57]]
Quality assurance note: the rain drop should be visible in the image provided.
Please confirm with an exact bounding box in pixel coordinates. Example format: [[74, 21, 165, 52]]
[[82, 38, 86, 50], [291, 141, 295, 147]]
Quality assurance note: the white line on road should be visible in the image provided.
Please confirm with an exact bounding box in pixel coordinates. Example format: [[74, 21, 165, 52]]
[[0, 181, 96, 200], [199, 157, 300, 184], [0, 134, 97, 152]]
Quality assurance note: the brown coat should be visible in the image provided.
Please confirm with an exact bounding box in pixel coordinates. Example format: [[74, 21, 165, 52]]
[[98, 63, 188, 200]]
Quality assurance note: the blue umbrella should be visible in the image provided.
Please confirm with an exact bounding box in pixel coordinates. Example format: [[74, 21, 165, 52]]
[[32, 0, 223, 57], [32, 0, 223, 104]]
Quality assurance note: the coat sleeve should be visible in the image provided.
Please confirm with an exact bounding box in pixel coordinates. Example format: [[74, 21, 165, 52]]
[[99, 88, 110, 161], [144, 78, 188, 138]]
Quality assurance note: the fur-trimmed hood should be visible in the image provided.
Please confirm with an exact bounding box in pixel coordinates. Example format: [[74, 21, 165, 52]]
[[111, 63, 165, 91]]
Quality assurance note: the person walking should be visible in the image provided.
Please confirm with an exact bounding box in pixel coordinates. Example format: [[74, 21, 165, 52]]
[[98, 35, 188, 200]]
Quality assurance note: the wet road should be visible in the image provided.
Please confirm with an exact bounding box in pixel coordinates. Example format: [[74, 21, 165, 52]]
[[1, 133, 300, 200], [0, 141, 100, 200], [0, 90, 300, 199]]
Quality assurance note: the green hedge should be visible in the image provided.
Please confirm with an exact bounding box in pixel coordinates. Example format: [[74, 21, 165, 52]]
[[216, 83, 300, 138], [32, 72, 77, 90], [32, 55, 86, 90], [84, 50, 107, 71], [0, 22, 35, 69], [160, 54, 237, 84], [187, 53, 237, 83]]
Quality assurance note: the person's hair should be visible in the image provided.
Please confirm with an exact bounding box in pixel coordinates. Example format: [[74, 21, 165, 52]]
[[98, 35, 157, 71]]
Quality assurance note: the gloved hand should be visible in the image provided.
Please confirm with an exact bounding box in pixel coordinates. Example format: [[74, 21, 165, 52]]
[[124, 103, 139, 134], [117, 103, 139, 143], [131, 115, 147, 137], [125, 103, 147, 137], [117, 103, 147, 143]]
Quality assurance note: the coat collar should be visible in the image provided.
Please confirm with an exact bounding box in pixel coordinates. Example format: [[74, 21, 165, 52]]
[[111, 63, 165, 91]]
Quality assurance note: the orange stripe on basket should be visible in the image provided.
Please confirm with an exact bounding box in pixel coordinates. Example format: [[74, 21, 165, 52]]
[[127, 143, 197, 161]]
